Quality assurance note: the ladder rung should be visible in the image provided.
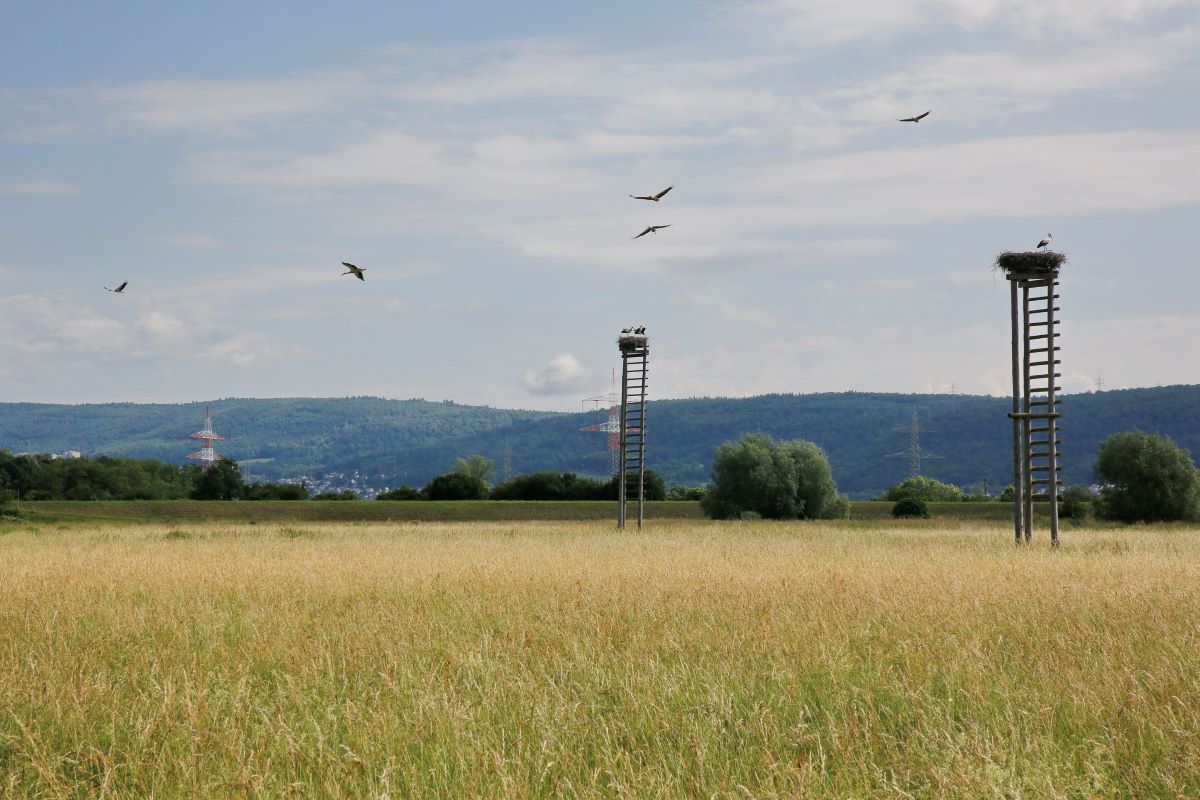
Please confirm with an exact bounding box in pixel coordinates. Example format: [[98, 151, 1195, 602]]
[[1028, 346, 1061, 354], [1028, 320, 1061, 327], [1027, 307, 1061, 315], [1028, 360, 1062, 367]]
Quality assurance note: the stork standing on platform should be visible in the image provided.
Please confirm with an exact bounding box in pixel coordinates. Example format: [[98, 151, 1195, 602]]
[[1036, 233, 1053, 251]]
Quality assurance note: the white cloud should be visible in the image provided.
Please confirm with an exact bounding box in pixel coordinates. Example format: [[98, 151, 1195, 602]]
[[829, 26, 1200, 120], [99, 73, 368, 133], [523, 353, 590, 395], [742, 130, 1200, 227], [735, 0, 1198, 44]]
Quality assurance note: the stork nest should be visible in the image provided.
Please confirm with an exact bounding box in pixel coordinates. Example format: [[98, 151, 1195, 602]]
[[994, 250, 1066, 275]]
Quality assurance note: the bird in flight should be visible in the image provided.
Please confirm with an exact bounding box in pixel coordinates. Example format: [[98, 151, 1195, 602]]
[[341, 262, 366, 281], [104, 281, 128, 293], [897, 111, 931, 123], [630, 186, 673, 202], [633, 225, 671, 239], [1036, 233, 1053, 250]]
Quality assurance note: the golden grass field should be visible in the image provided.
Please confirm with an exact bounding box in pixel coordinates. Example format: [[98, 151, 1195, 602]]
[[1, 520, 1198, 798]]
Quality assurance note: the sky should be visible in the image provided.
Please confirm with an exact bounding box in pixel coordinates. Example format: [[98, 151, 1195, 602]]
[[2, 0, 1198, 410]]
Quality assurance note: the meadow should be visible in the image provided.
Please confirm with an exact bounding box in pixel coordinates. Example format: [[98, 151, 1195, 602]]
[[1, 519, 1197, 798], [9, 499, 1028, 526]]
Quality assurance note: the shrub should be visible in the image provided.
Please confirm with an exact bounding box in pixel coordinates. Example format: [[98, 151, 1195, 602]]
[[491, 472, 603, 501], [701, 433, 840, 520], [424, 473, 490, 501], [312, 490, 358, 500], [1059, 486, 1094, 520], [244, 482, 309, 500], [892, 497, 931, 519], [1095, 431, 1200, 523]]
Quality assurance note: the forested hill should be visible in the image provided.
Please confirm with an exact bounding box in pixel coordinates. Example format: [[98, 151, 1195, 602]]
[[0, 397, 555, 482], [2, 387, 1199, 497]]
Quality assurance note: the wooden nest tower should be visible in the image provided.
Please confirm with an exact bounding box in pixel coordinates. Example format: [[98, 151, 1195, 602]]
[[996, 250, 1066, 545], [617, 330, 649, 529]]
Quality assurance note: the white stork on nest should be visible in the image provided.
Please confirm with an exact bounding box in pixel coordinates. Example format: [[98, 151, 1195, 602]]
[[1036, 234, 1053, 251]]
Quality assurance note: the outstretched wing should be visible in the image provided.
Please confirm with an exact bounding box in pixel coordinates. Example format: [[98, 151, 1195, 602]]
[[915, 110, 930, 121], [342, 261, 358, 269], [634, 227, 653, 239], [653, 185, 673, 200], [354, 270, 365, 281], [116, 281, 128, 292]]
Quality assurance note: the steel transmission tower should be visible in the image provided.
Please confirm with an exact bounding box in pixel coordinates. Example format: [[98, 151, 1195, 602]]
[[580, 368, 621, 476], [187, 406, 226, 470], [887, 407, 941, 478]]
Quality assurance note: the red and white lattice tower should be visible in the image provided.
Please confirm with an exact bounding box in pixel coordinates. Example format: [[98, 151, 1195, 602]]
[[187, 405, 225, 470], [580, 369, 621, 476]]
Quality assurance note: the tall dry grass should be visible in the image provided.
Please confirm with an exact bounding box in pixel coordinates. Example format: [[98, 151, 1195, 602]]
[[1, 521, 1197, 798]]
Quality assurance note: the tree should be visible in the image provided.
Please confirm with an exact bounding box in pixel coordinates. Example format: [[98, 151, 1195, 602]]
[[454, 455, 494, 486], [424, 472, 490, 500], [377, 485, 422, 500], [667, 484, 706, 501], [884, 476, 963, 503], [1094, 431, 1200, 523], [599, 470, 667, 502], [701, 434, 843, 520], [190, 460, 245, 501]]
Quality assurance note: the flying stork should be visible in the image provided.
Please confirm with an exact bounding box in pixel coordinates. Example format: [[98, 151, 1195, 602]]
[[633, 225, 671, 239], [630, 185, 673, 202], [897, 111, 931, 123], [104, 281, 128, 293], [341, 261, 366, 281]]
